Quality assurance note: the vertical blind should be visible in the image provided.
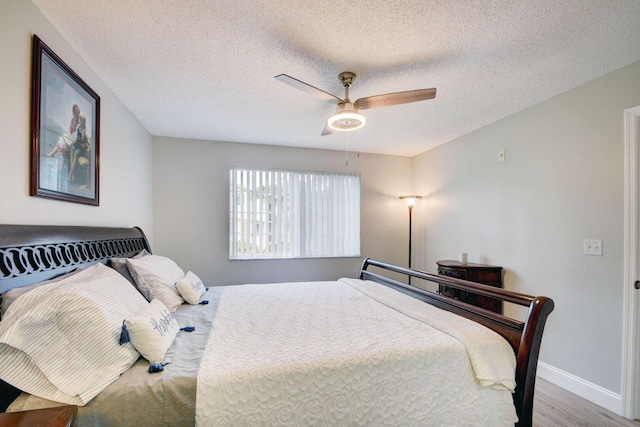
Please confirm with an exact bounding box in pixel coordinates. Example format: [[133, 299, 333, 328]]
[[229, 168, 360, 259]]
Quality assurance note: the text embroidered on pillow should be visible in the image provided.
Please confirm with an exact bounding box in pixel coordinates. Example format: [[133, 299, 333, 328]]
[[191, 277, 203, 291], [153, 308, 177, 337], [123, 299, 180, 364]]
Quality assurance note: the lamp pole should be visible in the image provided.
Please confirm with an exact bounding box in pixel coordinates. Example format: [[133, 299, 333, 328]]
[[408, 204, 413, 270], [399, 196, 422, 284]]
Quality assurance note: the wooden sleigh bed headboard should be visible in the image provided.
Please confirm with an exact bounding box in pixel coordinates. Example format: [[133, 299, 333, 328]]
[[0, 225, 554, 427], [359, 258, 554, 427], [0, 224, 151, 294], [0, 225, 152, 411]]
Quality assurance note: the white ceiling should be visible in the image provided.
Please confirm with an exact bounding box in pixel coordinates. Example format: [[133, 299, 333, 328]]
[[33, 0, 640, 157]]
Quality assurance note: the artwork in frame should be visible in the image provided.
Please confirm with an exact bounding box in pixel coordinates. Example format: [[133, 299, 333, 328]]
[[30, 35, 100, 206]]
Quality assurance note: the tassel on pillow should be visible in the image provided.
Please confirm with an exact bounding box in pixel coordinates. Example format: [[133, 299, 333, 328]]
[[148, 362, 171, 373], [119, 320, 130, 345]]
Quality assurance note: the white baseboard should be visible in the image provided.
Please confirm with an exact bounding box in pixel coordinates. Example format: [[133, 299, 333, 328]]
[[537, 362, 622, 415]]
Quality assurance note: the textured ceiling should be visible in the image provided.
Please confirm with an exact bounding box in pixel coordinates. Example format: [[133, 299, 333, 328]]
[[33, 0, 640, 156]]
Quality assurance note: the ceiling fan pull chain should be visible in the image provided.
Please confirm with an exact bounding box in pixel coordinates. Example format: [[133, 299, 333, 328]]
[[345, 131, 350, 166]]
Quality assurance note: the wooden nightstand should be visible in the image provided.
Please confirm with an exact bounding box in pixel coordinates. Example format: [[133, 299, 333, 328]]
[[436, 260, 503, 314], [0, 405, 77, 427]]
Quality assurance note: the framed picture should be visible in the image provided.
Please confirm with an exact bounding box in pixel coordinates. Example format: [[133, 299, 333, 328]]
[[30, 35, 100, 206]]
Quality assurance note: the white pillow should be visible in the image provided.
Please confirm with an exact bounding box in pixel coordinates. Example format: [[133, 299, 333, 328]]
[[126, 255, 185, 311], [0, 263, 147, 406], [124, 299, 180, 364], [1, 268, 83, 316], [176, 271, 206, 304], [108, 249, 149, 285]]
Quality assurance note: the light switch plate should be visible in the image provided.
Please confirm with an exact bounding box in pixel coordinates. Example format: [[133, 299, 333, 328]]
[[584, 239, 603, 256]]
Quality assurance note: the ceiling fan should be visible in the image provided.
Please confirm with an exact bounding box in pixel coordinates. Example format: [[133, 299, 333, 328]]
[[274, 71, 436, 136]]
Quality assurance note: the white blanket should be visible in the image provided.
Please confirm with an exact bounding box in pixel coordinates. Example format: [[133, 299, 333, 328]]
[[196, 279, 518, 426], [340, 278, 517, 391]]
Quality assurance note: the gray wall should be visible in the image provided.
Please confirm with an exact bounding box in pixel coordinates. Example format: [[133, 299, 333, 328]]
[[0, 0, 154, 235], [152, 137, 413, 285], [412, 61, 640, 394]]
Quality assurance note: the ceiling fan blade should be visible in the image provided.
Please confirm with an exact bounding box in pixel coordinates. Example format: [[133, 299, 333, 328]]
[[275, 74, 343, 103], [321, 124, 333, 136], [355, 88, 436, 110]]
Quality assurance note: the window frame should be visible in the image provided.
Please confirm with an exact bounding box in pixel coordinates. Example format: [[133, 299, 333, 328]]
[[229, 167, 361, 260]]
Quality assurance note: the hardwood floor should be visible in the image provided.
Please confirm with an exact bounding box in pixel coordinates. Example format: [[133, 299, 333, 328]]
[[533, 378, 638, 426]]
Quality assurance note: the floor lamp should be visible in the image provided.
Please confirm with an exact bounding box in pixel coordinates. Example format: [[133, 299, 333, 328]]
[[399, 195, 422, 284]]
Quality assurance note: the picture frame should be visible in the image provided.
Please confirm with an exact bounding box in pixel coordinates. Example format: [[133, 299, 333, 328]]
[[30, 35, 100, 206]]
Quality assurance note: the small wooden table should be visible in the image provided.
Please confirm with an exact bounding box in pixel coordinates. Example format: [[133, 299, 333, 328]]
[[436, 260, 504, 313], [0, 405, 77, 427]]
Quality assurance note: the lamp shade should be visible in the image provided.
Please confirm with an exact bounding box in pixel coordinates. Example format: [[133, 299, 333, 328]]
[[399, 195, 422, 207]]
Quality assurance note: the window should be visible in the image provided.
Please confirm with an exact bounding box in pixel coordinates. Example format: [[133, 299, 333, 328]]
[[230, 168, 360, 259]]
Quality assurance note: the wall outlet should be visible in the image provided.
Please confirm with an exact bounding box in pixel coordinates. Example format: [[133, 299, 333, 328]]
[[498, 150, 506, 162], [584, 239, 603, 256]]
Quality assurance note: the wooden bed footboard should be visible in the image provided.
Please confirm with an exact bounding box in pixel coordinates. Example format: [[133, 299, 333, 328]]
[[359, 258, 554, 427]]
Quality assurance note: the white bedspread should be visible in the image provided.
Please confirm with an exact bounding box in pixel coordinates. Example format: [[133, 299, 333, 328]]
[[340, 278, 517, 391], [196, 279, 518, 426]]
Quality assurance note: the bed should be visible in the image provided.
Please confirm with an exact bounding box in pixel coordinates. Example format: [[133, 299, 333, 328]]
[[0, 224, 554, 426]]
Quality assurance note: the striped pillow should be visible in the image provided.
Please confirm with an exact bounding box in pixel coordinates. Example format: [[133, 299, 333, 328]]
[[0, 263, 148, 406], [108, 249, 149, 285], [0, 268, 83, 316], [126, 255, 185, 311]]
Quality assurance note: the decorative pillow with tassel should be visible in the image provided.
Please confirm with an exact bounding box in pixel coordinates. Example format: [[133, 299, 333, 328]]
[[121, 299, 180, 364], [176, 271, 206, 304]]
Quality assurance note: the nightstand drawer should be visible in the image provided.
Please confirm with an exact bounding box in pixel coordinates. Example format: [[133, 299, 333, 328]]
[[436, 260, 503, 314]]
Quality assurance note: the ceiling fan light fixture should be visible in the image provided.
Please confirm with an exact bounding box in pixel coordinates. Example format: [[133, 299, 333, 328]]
[[327, 103, 366, 131], [275, 71, 436, 137]]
